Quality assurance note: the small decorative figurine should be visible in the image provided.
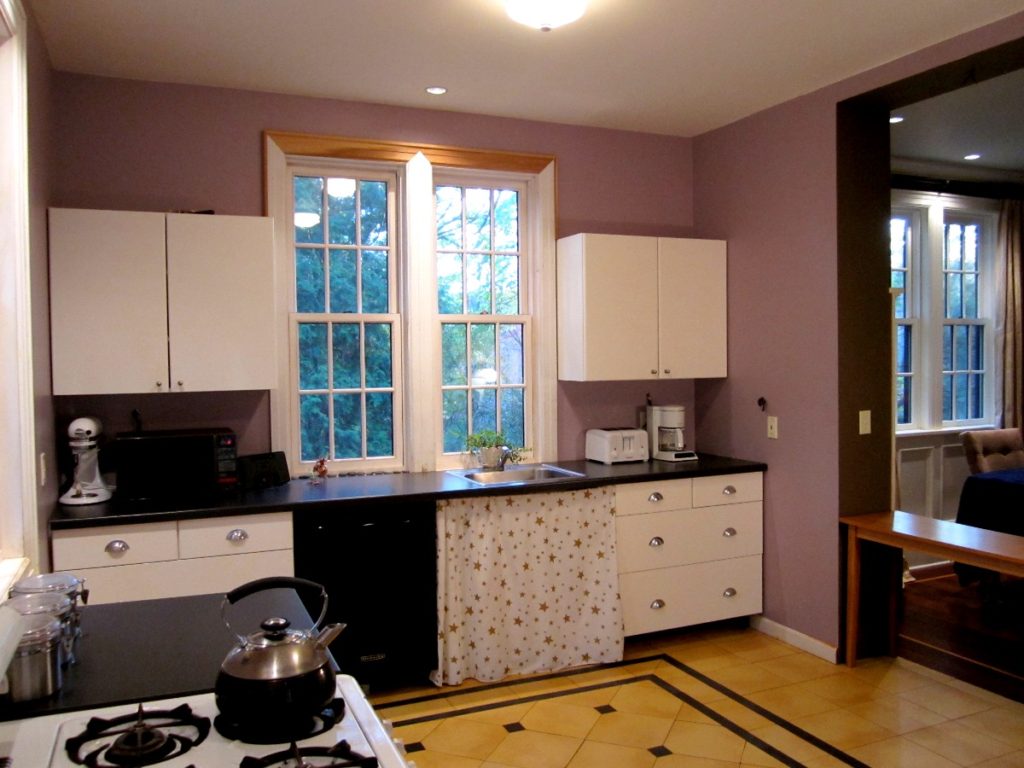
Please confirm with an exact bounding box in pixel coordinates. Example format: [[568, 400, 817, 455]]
[[310, 457, 328, 485]]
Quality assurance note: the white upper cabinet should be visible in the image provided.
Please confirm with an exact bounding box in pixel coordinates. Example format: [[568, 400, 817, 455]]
[[556, 233, 727, 381], [49, 208, 276, 395]]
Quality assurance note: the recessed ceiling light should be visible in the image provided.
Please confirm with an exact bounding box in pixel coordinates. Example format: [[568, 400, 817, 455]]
[[425, 86, 448, 96], [964, 153, 982, 161], [889, 115, 904, 124], [505, 0, 587, 31]]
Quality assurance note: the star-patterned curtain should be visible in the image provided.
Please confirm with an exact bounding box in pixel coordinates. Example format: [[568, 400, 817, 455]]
[[432, 486, 623, 686]]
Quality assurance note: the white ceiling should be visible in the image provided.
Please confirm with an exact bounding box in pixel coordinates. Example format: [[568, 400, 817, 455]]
[[27, 0, 1024, 138]]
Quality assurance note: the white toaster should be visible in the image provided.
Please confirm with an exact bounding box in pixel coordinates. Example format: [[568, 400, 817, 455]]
[[585, 428, 649, 464]]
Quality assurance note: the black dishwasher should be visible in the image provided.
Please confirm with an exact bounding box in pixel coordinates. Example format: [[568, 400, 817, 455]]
[[293, 499, 437, 690]]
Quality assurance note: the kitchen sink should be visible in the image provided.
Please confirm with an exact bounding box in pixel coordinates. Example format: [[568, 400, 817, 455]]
[[448, 464, 586, 487]]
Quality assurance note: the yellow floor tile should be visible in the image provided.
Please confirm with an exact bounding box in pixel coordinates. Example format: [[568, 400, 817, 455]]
[[790, 707, 894, 750], [745, 685, 841, 721], [663, 720, 747, 762], [846, 735, 963, 768], [586, 710, 675, 750], [844, 693, 949, 734], [974, 752, 1024, 768], [520, 699, 602, 738], [564, 740, 656, 768], [699, 663, 792, 696], [610, 679, 685, 719], [898, 681, 997, 719], [904, 720, 1019, 766], [484, 729, 584, 768], [421, 716, 509, 760], [959, 705, 1024, 750]]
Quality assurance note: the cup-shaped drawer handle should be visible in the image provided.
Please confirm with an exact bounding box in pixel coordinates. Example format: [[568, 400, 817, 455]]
[[648, 492, 664, 503], [648, 536, 665, 547], [723, 587, 737, 598], [722, 485, 737, 496], [722, 527, 737, 538], [104, 539, 129, 555], [226, 528, 249, 544], [650, 599, 666, 609]]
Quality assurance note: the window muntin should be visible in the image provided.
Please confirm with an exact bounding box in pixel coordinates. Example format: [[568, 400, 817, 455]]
[[890, 194, 996, 432], [291, 170, 400, 467], [436, 183, 529, 454]]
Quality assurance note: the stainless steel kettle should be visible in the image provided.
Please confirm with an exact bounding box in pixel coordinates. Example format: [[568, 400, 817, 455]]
[[214, 576, 344, 733]]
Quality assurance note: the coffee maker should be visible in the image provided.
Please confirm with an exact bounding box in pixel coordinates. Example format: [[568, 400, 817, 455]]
[[646, 404, 697, 462]]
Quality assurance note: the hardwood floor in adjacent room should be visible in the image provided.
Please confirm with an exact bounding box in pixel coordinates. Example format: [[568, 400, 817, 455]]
[[899, 564, 1024, 704]]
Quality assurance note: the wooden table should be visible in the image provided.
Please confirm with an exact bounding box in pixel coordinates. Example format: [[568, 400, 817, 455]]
[[840, 510, 1024, 666]]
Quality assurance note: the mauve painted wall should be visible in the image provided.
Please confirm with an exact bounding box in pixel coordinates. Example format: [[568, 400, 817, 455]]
[[46, 73, 697, 459], [693, 13, 1024, 646]]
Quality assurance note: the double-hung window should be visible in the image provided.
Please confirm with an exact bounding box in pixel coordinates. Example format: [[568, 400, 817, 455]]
[[890, 191, 999, 432], [436, 178, 529, 454], [267, 135, 557, 476], [291, 170, 401, 469]]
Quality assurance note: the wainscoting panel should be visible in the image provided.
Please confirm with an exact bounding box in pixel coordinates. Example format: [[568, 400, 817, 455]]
[[895, 432, 970, 565]]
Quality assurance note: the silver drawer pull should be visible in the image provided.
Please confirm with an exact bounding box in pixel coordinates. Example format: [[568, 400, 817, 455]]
[[648, 536, 664, 547], [226, 528, 249, 543], [722, 527, 737, 538], [650, 599, 666, 609], [722, 485, 737, 496], [104, 539, 129, 555], [648, 492, 664, 503], [723, 587, 737, 598]]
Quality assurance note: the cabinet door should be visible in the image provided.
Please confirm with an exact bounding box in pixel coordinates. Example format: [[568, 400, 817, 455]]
[[49, 208, 169, 394], [557, 233, 659, 380], [658, 238, 727, 378], [166, 214, 276, 391]]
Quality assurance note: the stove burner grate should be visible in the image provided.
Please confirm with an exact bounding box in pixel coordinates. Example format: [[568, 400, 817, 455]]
[[240, 738, 379, 767], [64, 702, 210, 768]]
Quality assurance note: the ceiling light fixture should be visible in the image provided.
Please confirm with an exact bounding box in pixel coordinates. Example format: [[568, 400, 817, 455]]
[[964, 153, 982, 161], [505, 0, 587, 31], [425, 86, 448, 96], [889, 115, 904, 124]]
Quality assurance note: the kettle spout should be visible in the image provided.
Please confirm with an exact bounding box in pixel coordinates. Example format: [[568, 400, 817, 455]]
[[315, 622, 345, 649]]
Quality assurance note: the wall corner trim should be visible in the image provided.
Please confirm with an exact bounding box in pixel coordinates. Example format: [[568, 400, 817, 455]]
[[750, 616, 839, 663]]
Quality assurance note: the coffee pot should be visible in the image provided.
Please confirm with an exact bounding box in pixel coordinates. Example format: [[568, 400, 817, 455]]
[[646, 404, 697, 462]]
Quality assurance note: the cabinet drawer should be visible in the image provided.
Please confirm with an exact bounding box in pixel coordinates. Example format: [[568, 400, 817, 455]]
[[52, 521, 178, 570], [692, 472, 762, 507], [615, 479, 692, 516], [619, 555, 762, 636], [616, 502, 763, 573], [178, 512, 293, 559], [70, 550, 295, 605]]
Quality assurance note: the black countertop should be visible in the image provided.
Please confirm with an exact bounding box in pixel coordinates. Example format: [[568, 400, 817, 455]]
[[50, 454, 766, 530], [0, 589, 318, 721]]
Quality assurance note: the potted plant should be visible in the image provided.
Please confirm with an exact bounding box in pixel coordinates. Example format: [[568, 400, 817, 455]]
[[466, 430, 525, 470]]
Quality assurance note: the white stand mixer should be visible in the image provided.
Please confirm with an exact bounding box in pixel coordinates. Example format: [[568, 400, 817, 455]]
[[59, 416, 112, 505]]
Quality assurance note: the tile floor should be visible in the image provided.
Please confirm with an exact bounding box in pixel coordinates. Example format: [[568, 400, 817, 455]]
[[370, 624, 1024, 767]]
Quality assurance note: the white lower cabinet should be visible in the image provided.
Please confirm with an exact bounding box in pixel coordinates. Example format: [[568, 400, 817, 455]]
[[615, 474, 763, 636], [51, 512, 294, 604]]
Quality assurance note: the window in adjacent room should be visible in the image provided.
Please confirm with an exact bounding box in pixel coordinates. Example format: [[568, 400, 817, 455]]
[[890, 192, 999, 432]]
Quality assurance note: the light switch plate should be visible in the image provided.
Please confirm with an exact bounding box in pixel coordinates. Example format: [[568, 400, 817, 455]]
[[767, 415, 779, 439], [858, 410, 871, 435]]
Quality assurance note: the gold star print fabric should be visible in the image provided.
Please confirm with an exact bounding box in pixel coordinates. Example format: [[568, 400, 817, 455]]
[[432, 487, 623, 686]]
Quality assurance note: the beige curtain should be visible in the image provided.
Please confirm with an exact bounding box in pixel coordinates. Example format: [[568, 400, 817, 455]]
[[998, 200, 1023, 428], [433, 487, 622, 686]]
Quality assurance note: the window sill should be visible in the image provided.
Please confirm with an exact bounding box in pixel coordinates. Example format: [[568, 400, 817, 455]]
[[0, 557, 30, 603], [896, 425, 997, 439]]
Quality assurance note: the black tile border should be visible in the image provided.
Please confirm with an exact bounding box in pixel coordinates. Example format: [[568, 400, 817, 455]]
[[376, 654, 871, 768]]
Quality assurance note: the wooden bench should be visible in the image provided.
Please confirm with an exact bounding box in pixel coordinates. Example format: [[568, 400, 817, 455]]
[[840, 510, 1024, 666]]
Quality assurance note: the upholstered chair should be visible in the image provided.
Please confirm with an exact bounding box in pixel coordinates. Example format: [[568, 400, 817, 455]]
[[960, 428, 1024, 474]]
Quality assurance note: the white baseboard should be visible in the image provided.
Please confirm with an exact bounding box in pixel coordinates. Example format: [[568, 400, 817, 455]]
[[750, 615, 838, 663]]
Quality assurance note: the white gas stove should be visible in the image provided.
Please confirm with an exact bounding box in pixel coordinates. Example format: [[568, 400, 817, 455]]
[[0, 675, 412, 767]]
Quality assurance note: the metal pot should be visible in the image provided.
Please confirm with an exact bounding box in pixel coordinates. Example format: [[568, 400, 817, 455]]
[[214, 576, 344, 731]]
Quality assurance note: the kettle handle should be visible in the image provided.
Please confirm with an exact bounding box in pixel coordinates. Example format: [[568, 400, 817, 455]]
[[220, 577, 329, 639], [225, 576, 325, 605]]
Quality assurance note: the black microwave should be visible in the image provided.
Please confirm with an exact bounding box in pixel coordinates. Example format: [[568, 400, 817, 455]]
[[113, 428, 238, 503]]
